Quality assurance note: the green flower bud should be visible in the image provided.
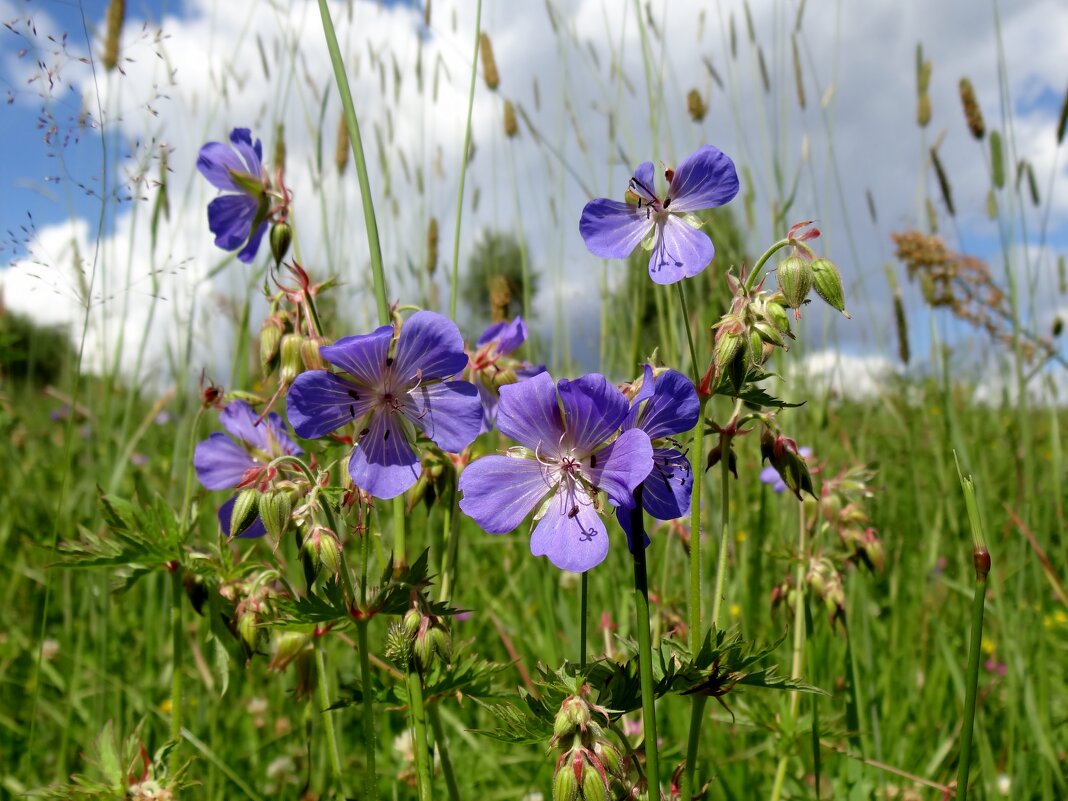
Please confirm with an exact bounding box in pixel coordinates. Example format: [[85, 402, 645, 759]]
[[765, 300, 791, 333], [230, 488, 260, 538], [403, 608, 422, 638], [300, 336, 326, 371], [553, 761, 580, 801], [269, 631, 311, 671], [753, 320, 785, 347], [593, 741, 623, 779], [429, 625, 452, 664], [237, 611, 260, 652], [280, 333, 304, 384], [581, 766, 608, 801], [811, 258, 850, 316], [258, 490, 292, 540], [259, 317, 283, 371], [269, 222, 292, 266], [776, 255, 813, 309]]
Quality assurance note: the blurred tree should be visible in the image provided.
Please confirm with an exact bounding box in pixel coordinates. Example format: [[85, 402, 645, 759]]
[[0, 305, 74, 385], [461, 230, 537, 327]]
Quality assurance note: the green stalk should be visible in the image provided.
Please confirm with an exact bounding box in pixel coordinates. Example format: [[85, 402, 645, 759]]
[[317, 0, 389, 325], [449, 0, 483, 319], [356, 620, 378, 800], [629, 490, 660, 799], [710, 400, 743, 627], [429, 705, 462, 801], [438, 474, 460, 601], [580, 571, 589, 669], [407, 669, 434, 800], [744, 238, 814, 293], [770, 507, 810, 801], [956, 458, 991, 801], [315, 645, 346, 791]]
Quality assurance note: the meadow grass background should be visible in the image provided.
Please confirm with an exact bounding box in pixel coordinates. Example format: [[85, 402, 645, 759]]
[[1, 0, 1066, 798]]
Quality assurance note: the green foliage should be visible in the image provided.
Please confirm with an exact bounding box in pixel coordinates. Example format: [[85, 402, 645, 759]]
[[0, 310, 75, 385]]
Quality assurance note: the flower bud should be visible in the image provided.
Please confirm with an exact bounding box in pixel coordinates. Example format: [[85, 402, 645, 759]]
[[811, 258, 850, 317], [776, 255, 813, 309], [259, 317, 283, 371], [765, 300, 791, 334], [230, 488, 260, 538], [301, 336, 326, 371], [237, 610, 260, 652], [269, 631, 311, 671], [593, 740, 623, 780], [403, 607, 422, 638], [429, 625, 452, 665], [280, 333, 304, 384], [753, 320, 785, 347], [581, 766, 609, 801], [553, 760, 580, 801], [554, 695, 593, 740], [269, 222, 292, 266], [258, 490, 293, 540]]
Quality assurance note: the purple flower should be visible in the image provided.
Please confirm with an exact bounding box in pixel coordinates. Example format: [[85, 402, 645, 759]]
[[193, 400, 302, 537], [761, 447, 813, 494], [196, 128, 270, 263], [458, 371, 653, 573], [286, 311, 482, 500], [467, 316, 545, 433], [579, 145, 739, 285], [615, 365, 699, 547]]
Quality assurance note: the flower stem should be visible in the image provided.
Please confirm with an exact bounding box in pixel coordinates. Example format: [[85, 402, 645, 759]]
[[429, 705, 462, 801], [710, 400, 742, 627], [407, 669, 434, 800], [356, 619, 378, 800], [439, 472, 461, 601], [169, 567, 183, 764], [956, 459, 991, 801], [580, 571, 589, 669], [315, 644, 346, 791], [769, 506, 810, 801], [744, 238, 814, 294], [449, 0, 482, 320], [317, 0, 389, 326], [629, 490, 660, 799]]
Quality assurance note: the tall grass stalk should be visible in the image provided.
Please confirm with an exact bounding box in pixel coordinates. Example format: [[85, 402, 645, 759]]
[[955, 456, 991, 801]]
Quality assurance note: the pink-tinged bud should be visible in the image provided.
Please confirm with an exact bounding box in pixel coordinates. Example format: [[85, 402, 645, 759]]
[[593, 740, 623, 779], [555, 695, 593, 740], [269, 631, 311, 671], [581, 766, 609, 801], [237, 610, 260, 651], [269, 221, 292, 266], [230, 488, 260, 538], [776, 255, 813, 309], [553, 758, 580, 801], [811, 258, 850, 317]]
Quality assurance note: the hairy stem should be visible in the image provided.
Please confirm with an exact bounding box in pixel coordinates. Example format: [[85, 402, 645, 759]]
[[407, 669, 433, 800], [429, 705, 462, 801], [630, 490, 660, 799]]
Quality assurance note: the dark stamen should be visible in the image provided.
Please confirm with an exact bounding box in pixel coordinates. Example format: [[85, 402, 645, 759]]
[[383, 428, 391, 441], [386, 356, 394, 367], [349, 404, 356, 418]]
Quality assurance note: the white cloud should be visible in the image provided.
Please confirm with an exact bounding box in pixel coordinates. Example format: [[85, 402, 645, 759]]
[[2, 0, 1066, 384]]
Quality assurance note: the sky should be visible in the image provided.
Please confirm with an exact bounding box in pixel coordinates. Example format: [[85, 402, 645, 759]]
[[1, 0, 1066, 397]]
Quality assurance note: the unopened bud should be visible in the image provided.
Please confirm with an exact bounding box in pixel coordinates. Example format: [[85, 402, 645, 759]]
[[260, 317, 283, 371], [581, 766, 608, 801], [230, 489, 260, 538], [269, 631, 311, 671], [553, 760, 580, 801], [237, 611, 260, 651], [269, 222, 292, 266], [555, 695, 592, 740], [301, 336, 326, 371], [403, 608, 422, 638], [258, 490, 292, 540], [811, 258, 850, 317], [280, 333, 303, 384], [765, 301, 791, 334], [593, 741, 623, 779], [776, 255, 813, 309]]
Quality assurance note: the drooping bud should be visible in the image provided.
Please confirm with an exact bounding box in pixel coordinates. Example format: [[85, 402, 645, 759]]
[[776, 255, 813, 309], [554, 695, 593, 741], [811, 258, 850, 317], [300, 336, 326, 371], [581, 767, 609, 801], [269, 631, 311, 671], [765, 300, 791, 334], [230, 488, 260, 538], [280, 333, 304, 384], [305, 526, 341, 576], [236, 610, 260, 652], [258, 490, 293, 540], [269, 222, 292, 266], [593, 740, 623, 780], [259, 317, 283, 371]]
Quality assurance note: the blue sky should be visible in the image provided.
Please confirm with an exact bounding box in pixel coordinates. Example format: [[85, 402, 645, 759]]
[[1, 0, 1065, 390]]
